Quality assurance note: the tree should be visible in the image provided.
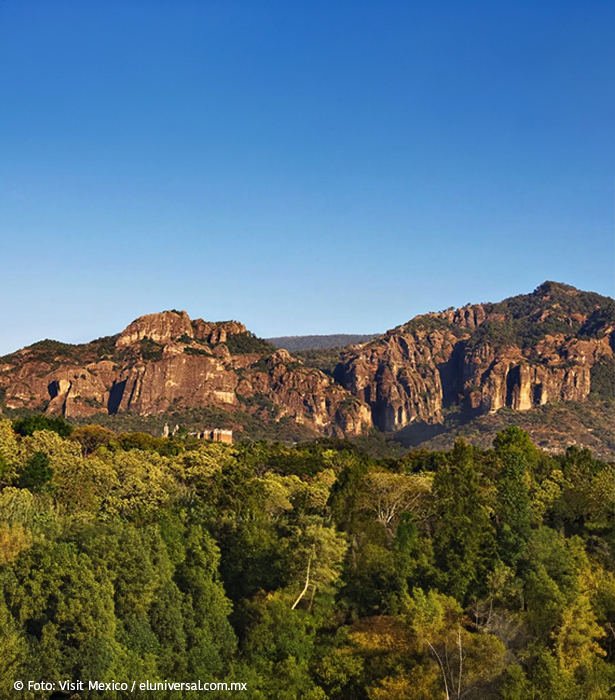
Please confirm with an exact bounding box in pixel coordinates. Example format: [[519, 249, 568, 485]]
[[12, 414, 72, 438], [405, 589, 506, 699], [241, 592, 325, 700], [0, 594, 27, 696], [359, 471, 432, 539], [0, 419, 20, 485], [173, 525, 237, 676], [3, 541, 118, 681], [522, 527, 605, 674], [70, 424, 115, 455], [288, 523, 348, 610], [432, 440, 497, 604], [493, 427, 534, 565], [18, 451, 53, 492]]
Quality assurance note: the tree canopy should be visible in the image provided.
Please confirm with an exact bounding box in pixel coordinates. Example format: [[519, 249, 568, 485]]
[[0, 417, 614, 698]]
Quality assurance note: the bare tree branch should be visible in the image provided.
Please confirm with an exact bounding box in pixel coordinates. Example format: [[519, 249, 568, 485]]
[[425, 638, 450, 700], [291, 547, 314, 610]]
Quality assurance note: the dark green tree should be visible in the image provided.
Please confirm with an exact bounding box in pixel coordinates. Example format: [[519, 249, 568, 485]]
[[18, 451, 53, 492], [12, 414, 73, 437], [3, 541, 117, 682], [431, 440, 497, 604], [493, 427, 534, 565]]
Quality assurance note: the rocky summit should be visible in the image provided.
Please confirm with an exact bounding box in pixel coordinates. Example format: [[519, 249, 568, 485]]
[[0, 282, 613, 441], [334, 281, 614, 431], [0, 310, 371, 437]]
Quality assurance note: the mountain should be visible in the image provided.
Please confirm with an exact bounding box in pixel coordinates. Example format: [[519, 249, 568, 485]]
[[0, 282, 612, 451], [334, 281, 614, 431], [0, 311, 371, 438], [267, 334, 378, 351]]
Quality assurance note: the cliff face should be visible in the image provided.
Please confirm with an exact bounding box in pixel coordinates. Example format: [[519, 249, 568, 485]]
[[1, 283, 612, 438], [333, 328, 461, 430], [0, 312, 371, 437], [460, 334, 610, 415], [335, 282, 614, 431]]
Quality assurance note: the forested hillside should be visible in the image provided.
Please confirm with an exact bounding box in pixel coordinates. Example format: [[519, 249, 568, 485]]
[[1, 416, 614, 698]]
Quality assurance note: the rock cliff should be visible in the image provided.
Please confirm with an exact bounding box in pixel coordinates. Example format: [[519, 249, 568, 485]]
[[1, 282, 612, 439], [0, 312, 371, 437], [334, 282, 614, 431]]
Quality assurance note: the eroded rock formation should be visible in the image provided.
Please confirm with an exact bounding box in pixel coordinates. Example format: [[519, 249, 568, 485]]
[[1, 283, 612, 437], [0, 312, 371, 437], [335, 282, 614, 431]]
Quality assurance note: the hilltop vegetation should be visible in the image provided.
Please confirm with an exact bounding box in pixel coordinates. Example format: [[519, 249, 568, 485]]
[[267, 334, 378, 352], [0, 418, 614, 698], [403, 281, 615, 349], [0, 335, 119, 368]]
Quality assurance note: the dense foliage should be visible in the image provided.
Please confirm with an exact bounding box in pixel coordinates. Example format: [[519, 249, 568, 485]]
[[223, 332, 277, 355], [1, 419, 614, 699]]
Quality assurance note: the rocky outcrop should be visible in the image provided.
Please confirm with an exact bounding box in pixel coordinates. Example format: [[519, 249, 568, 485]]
[[240, 349, 372, 435], [193, 319, 246, 345], [459, 334, 613, 416], [0, 312, 371, 437], [116, 310, 248, 348], [1, 283, 612, 437], [334, 329, 461, 430], [335, 283, 614, 431], [116, 310, 194, 348]]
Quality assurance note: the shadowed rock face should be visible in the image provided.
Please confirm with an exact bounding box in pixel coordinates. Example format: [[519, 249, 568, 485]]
[[334, 282, 614, 431], [0, 312, 371, 437], [333, 328, 460, 430]]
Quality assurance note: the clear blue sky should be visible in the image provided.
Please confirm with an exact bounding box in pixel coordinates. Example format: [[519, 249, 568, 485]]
[[1, 0, 613, 355]]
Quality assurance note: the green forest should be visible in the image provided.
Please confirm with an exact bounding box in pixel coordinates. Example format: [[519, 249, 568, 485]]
[[1, 417, 614, 699]]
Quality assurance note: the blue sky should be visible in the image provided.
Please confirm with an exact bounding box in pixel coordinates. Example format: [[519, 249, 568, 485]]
[[1, 0, 613, 355]]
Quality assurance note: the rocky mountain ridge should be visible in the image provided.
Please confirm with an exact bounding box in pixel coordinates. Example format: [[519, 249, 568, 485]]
[[0, 310, 371, 437], [0, 282, 613, 442], [334, 281, 614, 431]]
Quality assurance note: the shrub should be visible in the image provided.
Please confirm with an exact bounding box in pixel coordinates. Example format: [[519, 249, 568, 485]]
[[140, 337, 164, 362], [224, 332, 276, 355]]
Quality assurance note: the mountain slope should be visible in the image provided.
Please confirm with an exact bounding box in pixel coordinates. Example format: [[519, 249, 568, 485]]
[[413, 399, 615, 461], [0, 311, 371, 437], [334, 281, 614, 431], [0, 282, 612, 450]]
